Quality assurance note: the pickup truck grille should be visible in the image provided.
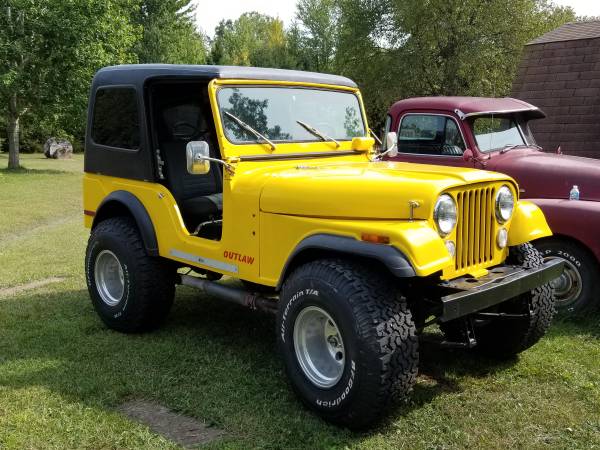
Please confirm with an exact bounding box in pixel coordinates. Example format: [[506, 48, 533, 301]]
[[455, 186, 496, 272]]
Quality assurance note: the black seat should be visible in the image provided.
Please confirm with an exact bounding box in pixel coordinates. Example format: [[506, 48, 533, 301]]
[[155, 92, 224, 230], [161, 141, 223, 228]]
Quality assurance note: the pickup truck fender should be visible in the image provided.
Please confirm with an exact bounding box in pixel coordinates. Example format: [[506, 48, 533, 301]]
[[507, 200, 552, 247], [526, 198, 600, 263]]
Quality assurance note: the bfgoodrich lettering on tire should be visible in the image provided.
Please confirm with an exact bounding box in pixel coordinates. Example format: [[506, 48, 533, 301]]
[[85, 217, 175, 332], [277, 258, 419, 429]]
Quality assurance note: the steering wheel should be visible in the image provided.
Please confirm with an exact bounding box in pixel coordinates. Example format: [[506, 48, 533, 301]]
[[441, 144, 463, 156]]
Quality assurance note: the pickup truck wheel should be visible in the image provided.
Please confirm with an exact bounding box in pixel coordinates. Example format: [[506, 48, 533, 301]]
[[534, 239, 599, 315], [441, 243, 555, 359], [85, 217, 175, 332], [277, 259, 418, 429]]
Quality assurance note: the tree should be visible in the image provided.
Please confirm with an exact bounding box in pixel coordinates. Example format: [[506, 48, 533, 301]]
[[390, 0, 576, 97], [0, 0, 139, 169], [327, 0, 576, 131], [133, 0, 207, 64], [290, 0, 340, 73], [209, 12, 296, 68]]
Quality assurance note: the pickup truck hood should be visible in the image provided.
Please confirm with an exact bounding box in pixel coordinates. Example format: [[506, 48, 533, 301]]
[[259, 161, 512, 219], [487, 149, 600, 201]]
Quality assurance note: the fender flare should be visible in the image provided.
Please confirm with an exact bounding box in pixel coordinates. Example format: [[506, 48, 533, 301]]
[[276, 234, 416, 290], [92, 190, 159, 256]]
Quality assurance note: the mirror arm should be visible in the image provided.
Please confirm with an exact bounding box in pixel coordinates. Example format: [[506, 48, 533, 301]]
[[369, 128, 382, 145], [196, 155, 236, 174], [373, 144, 397, 161]]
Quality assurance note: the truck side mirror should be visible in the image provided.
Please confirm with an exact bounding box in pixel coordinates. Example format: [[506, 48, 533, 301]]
[[384, 132, 398, 157], [186, 141, 211, 175], [462, 148, 474, 162]]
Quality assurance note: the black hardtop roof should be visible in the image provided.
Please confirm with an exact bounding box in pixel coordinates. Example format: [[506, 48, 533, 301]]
[[93, 64, 358, 88]]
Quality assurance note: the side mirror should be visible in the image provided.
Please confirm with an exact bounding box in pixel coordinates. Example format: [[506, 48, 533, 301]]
[[186, 141, 211, 175], [462, 148, 474, 162], [351, 136, 375, 152], [384, 132, 398, 157]]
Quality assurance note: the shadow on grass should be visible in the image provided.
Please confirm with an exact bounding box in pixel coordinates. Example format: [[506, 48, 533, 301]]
[[0, 167, 71, 175], [0, 286, 536, 447]]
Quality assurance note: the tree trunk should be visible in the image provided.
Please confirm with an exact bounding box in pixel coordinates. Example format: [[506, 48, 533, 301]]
[[7, 115, 20, 170], [7, 93, 21, 170]]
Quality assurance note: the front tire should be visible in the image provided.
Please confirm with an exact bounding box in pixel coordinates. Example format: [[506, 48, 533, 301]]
[[441, 243, 555, 359], [277, 259, 418, 429], [534, 238, 599, 315], [85, 217, 175, 332]]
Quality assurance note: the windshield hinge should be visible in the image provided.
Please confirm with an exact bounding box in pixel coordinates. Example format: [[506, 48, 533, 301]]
[[454, 109, 466, 121], [156, 148, 165, 179]]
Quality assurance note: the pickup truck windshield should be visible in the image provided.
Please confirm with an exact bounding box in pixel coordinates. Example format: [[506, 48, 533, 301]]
[[217, 86, 365, 145], [472, 116, 526, 152]]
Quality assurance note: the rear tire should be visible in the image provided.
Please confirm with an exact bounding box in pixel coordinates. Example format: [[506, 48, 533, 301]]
[[277, 259, 418, 429], [534, 238, 599, 315], [85, 217, 175, 332], [441, 243, 555, 359]]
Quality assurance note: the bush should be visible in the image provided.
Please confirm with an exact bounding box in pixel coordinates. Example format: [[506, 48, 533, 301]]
[[18, 139, 44, 154], [72, 139, 85, 153]]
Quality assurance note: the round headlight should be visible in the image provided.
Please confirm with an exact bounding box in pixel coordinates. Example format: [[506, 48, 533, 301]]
[[495, 185, 514, 223], [434, 194, 457, 237]]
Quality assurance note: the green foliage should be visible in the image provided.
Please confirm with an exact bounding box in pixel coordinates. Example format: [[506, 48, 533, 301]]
[[209, 12, 297, 68], [0, 0, 581, 165], [133, 0, 207, 64], [331, 0, 576, 130], [290, 0, 340, 73], [0, 0, 140, 167]]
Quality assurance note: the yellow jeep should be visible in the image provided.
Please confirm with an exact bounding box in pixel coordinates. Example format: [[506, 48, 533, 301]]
[[83, 64, 563, 428]]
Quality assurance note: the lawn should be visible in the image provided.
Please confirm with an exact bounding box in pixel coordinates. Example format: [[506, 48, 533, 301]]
[[0, 153, 599, 449]]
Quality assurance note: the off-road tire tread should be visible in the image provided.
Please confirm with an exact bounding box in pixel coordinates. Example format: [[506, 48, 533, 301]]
[[504, 243, 555, 353], [280, 258, 419, 429], [86, 217, 175, 332]]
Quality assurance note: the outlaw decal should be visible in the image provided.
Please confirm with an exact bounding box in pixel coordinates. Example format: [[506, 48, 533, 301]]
[[223, 251, 255, 265]]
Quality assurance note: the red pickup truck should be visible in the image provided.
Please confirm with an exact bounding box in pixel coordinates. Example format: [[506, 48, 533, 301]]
[[383, 97, 600, 315]]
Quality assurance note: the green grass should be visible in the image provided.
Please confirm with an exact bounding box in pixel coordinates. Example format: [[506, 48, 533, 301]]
[[0, 153, 599, 449]]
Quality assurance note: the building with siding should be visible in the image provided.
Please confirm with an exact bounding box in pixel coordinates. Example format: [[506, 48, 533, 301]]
[[511, 21, 600, 159]]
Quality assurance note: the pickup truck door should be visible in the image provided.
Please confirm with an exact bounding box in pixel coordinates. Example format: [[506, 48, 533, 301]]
[[386, 112, 476, 168]]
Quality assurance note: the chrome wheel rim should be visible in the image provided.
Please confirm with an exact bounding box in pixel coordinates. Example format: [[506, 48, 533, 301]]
[[293, 306, 345, 389], [544, 256, 582, 308], [94, 250, 124, 306]]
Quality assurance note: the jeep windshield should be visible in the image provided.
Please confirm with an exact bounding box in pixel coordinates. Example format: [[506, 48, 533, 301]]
[[217, 86, 366, 146], [471, 116, 528, 153]]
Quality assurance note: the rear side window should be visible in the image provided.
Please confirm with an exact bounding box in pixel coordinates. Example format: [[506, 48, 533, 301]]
[[92, 87, 140, 150], [398, 114, 465, 156]]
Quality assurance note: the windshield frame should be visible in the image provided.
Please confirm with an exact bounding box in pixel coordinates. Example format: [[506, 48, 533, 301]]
[[215, 84, 367, 146], [469, 114, 531, 153]]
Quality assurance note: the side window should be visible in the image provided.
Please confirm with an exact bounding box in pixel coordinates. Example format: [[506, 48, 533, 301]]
[[398, 114, 465, 156], [92, 87, 140, 150]]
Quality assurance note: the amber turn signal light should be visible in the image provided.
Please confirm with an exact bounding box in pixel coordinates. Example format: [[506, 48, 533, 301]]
[[361, 233, 390, 244]]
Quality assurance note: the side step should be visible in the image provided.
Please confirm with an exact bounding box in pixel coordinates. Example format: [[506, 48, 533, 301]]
[[179, 274, 278, 314]]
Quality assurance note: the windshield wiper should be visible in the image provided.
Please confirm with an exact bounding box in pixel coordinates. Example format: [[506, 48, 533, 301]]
[[296, 120, 340, 148], [224, 111, 276, 151], [499, 144, 529, 154]]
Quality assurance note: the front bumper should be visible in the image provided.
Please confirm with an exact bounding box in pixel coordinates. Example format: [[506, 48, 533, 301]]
[[439, 259, 564, 322]]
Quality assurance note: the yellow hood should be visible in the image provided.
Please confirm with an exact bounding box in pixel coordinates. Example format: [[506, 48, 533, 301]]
[[258, 161, 513, 219]]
